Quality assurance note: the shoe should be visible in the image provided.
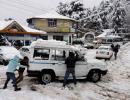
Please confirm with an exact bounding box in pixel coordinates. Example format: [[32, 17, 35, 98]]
[[14, 87, 21, 91], [3, 86, 7, 89]]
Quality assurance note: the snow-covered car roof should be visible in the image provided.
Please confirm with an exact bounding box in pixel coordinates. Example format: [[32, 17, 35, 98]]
[[30, 39, 76, 50]]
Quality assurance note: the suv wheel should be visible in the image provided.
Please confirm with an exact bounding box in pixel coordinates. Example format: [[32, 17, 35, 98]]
[[88, 70, 101, 83], [40, 72, 53, 84]]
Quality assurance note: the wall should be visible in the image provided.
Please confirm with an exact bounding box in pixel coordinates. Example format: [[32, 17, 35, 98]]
[[33, 19, 75, 33]]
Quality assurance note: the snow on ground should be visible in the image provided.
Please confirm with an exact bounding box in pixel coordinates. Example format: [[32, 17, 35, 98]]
[[0, 42, 130, 100]]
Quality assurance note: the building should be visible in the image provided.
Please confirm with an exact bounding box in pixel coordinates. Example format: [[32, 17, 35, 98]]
[[27, 11, 77, 44], [0, 20, 46, 46]]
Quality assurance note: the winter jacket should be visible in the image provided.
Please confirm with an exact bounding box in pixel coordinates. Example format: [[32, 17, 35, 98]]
[[65, 53, 77, 69], [113, 45, 119, 53], [7, 55, 23, 73]]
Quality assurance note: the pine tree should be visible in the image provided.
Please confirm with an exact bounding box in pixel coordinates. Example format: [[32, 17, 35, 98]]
[[111, 0, 126, 32], [57, 0, 86, 20]]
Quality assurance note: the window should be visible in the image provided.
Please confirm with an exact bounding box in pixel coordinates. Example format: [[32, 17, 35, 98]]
[[114, 38, 123, 42], [53, 36, 63, 41], [51, 50, 66, 61], [16, 34, 24, 37], [25, 40, 31, 46], [41, 36, 48, 40], [48, 19, 57, 27], [107, 39, 113, 43], [33, 48, 50, 60]]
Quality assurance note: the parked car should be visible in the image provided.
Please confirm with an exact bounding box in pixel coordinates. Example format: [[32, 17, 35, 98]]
[[20, 40, 107, 84], [0, 46, 21, 65], [84, 43, 94, 49], [96, 45, 113, 60]]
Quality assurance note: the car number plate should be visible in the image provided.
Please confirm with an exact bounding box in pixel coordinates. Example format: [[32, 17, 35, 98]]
[[100, 51, 105, 54]]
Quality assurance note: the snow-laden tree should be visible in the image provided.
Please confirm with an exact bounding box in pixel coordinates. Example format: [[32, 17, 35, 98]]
[[84, 0, 127, 32], [57, 0, 129, 33], [57, 2, 69, 16], [57, 0, 86, 20], [111, 0, 126, 32], [0, 35, 10, 46]]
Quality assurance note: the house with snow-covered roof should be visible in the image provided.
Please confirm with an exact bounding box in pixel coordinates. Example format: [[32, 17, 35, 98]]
[[27, 11, 77, 44], [0, 19, 46, 46]]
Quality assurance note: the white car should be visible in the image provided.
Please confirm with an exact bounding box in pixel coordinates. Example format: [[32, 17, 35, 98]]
[[0, 46, 22, 65], [20, 40, 107, 84], [96, 45, 113, 60]]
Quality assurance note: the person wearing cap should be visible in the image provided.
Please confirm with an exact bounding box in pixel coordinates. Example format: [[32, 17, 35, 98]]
[[3, 55, 23, 91], [63, 52, 77, 87]]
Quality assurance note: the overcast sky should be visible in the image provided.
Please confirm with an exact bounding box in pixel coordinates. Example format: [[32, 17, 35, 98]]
[[0, 0, 103, 25]]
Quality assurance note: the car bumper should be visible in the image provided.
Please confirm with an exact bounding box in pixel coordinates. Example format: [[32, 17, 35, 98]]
[[101, 70, 108, 75], [27, 70, 41, 77], [96, 55, 111, 59]]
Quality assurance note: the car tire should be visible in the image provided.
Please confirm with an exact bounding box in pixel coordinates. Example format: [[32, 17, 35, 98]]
[[40, 72, 54, 84], [87, 70, 101, 83]]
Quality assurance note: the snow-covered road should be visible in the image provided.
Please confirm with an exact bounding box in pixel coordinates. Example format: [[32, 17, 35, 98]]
[[0, 43, 130, 100]]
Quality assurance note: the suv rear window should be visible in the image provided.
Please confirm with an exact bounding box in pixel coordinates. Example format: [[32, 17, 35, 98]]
[[33, 48, 50, 60]]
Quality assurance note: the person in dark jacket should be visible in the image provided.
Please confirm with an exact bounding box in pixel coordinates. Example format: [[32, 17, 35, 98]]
[[16, 56, 29, 84], [113, 44, 120, 60], [63, 52, 77, 87]]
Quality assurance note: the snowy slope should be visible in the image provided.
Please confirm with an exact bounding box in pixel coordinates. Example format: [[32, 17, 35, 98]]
[[0, 42, 130, 100]]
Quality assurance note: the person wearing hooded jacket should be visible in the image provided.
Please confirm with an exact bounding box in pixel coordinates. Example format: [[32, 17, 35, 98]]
[[113, 44, 120, 60], [63, 52, 77, 87], [3, 55, 23, 91]]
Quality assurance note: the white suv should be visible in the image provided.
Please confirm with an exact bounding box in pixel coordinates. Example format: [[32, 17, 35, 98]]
[[20, 40, 107, 84]]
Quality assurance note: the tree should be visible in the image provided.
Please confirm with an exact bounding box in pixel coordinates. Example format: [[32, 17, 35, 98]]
[[111, 0, 126, 32], [57, 2, 69, 16], [0, 35, 10, 46], [57, 0, 86, 20]]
